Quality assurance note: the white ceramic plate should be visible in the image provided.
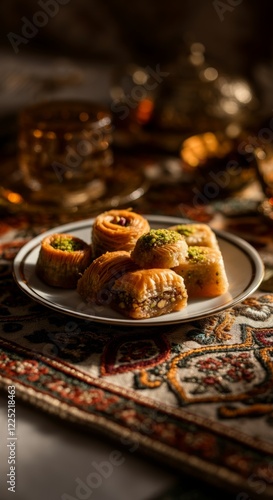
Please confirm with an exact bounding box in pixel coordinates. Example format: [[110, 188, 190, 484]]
[[13, 215, 264, 326]]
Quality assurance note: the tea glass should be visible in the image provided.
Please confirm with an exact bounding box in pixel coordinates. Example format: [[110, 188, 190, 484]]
[[17, 100, 113, 208], [255, 144, 273, 222]]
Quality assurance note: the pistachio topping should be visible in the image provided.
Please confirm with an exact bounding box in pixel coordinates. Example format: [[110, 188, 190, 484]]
[[174, 225, 195, 237], [138, 229, 182, 249], [187, 246, 206, 263], [51, 236, 83, 252]]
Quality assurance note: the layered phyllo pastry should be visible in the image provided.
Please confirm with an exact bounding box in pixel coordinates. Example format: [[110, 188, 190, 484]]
[[36, 233, 93, 288], [168, 223, 219, 248], [77, 250, 138, 305], [111, 268, 188, 319], [92, 209, 150, 258], [131, 229, 188, 269], [173, 246, 229, 298]]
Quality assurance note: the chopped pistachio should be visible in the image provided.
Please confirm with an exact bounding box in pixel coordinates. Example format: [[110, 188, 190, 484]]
[[174, 225, 195, 237], [138, 229, 182, 249], [187, 247, 206, 263], [51, 236, 83, 252]]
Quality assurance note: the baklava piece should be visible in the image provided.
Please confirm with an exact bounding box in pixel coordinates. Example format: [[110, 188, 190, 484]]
[[111, 268, 188, 319], [77, 250, 138, 305], [92, 209, 150, 258], [131, 229, 188, 269], [36, 233, 93, 288], [168, 223, 219, 248], [173, 246, 229, 298]]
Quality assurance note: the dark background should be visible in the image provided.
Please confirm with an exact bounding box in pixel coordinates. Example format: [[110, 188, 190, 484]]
[[1, 0, 272, 79], [1, 0, 273, 132]]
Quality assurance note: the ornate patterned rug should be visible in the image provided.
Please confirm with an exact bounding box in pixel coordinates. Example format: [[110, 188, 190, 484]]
[[1, 210, 273, 499]]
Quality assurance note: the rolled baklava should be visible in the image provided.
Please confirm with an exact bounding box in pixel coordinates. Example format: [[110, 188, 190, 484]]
[[111, 268, 188, 319], [131, 229, 188, 269], [92, 209, 150, 258], [36, 233, 93, 288], [77, 250, 138, 305]]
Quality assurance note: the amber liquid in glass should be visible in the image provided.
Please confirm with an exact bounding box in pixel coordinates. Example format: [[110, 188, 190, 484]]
[[18, 101, 113, 206]]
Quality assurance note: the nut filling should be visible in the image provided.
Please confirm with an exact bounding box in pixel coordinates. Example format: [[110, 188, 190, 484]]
[[113, 290, 183, 317], [111, 216, 129, 227]]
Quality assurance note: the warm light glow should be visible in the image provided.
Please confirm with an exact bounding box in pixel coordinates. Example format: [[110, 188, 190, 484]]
[[181, 133, 218, 167], [202, 67, 218, 81], [181, 132, 233, 167], [33, 129, 43, 139], [79, 112, 89, 122], [181, 150, 199, 167], [132, 69, 148, 85], [218, 78, 252, 104], [225, 123, 241, 138], [255, 148, 267, 160], [203, 132, 219, 152], [46, 131, 56, 139], [6, 191, 23, 204], [220, 98, 239, 114], [189, 53, 204, 66], [136, 99, 154, 124], [190, 42, 205, 54], [218, 80, 232, 96], [233, 81, 252, 103], [110, 86, 124, 100], [245, 144, 255, 154]]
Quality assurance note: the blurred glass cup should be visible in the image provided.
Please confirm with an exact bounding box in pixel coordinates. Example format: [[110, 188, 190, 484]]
[[180, 131, 256, 199], [255, 144, 273, 222], [17, 100, 113, 208]]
